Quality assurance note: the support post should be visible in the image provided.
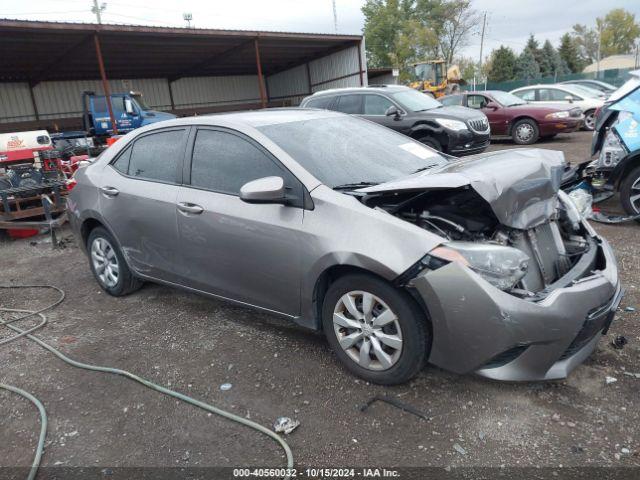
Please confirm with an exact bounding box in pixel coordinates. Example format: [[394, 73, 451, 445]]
[[358, 40, 364, 86], [254, 38, 267, 108], [93, 33, 118, 135], [306, 62, 312, 94], [167, 79, 176, 111], [28, 82, 40, 122]]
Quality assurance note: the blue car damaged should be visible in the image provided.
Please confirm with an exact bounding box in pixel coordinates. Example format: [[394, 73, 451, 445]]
[[587, 70, 640, 219]]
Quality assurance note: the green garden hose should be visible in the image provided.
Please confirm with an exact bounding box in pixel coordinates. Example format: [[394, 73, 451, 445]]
[[0, 285, 293, 479]]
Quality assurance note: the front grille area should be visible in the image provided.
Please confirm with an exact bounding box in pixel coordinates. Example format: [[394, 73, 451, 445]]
[[482, 345, 529, 369], [559, 299, 614, 360], [468, 118, 490, 133]]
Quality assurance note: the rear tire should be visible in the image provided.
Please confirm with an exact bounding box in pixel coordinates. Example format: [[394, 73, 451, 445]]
[[87, 227, 143, 296], [583, 110, 596, 131], [322, 273, 429, 385], [511, 119, 539, 145], [619, 165, 640, 219]]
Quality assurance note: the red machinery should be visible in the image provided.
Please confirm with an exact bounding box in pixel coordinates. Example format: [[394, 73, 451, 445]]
[[0, 130, 72, 241]]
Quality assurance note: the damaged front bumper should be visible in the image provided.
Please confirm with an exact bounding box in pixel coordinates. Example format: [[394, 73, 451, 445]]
[[411, 234, 621, 381]]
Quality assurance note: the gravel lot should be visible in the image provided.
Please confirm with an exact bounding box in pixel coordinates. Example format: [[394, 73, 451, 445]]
[[1, 131, 639, 478]]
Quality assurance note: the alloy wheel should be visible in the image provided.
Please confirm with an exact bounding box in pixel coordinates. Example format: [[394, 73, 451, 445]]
[[585, 112, 596, 130], [332, 291, 403, 371], [629, 177, 640, 213], [516, 123, 534, 143], [91, 237, 120, 288]]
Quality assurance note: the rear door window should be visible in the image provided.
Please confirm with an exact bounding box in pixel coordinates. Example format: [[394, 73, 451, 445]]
[[363, 94, 394, 115], [334, 95, 363, 114], [126, 129, 187, 183], [514, 89, 535, 101]]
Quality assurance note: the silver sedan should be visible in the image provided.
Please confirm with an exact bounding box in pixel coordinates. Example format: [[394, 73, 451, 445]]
[[68, 109, 621, 384]]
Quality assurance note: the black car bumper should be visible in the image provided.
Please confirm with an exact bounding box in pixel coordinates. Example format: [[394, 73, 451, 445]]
[[447, 130, 490, 156]]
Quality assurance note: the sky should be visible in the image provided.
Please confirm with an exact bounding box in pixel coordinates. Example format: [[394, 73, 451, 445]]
[[2, 0, 640, 62]]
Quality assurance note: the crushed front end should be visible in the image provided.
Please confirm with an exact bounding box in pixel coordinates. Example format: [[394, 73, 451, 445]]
[[361, 149, 622, 381]]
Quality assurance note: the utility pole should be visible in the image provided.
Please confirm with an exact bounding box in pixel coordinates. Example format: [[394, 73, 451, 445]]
[[332, 0, 338, 34], [596, 23, 602, 79], [478, 11, 487, 89], [91, 0, 106, 24]]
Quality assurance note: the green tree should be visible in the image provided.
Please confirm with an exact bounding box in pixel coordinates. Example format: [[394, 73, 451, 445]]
[[362, 0, 478, 74], [558, 33, 583, 73], [538, 40, 556, 77], [597, 8, 640, 56], [362, 0, 412, 68], [487, 45, 517, 82], [524, 34, 545, 69], [571, 24, 598, 65], [434, 0, 481, 66], [515, 48, 540, 80]]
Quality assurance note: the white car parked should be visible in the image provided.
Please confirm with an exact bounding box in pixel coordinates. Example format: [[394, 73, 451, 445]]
[[510, 84, 605, 130]]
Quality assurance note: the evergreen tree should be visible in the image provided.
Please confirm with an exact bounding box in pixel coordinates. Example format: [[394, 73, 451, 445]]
[[515, 48, 540, 80], [539, 40, 556, 77], [558, 33, 583, 73], [487, 46, 517, 82]]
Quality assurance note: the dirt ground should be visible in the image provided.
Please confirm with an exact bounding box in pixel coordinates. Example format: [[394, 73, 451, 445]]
[[1, 131, 639, 478]]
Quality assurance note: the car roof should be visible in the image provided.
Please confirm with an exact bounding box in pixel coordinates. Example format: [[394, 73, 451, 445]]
[[308, 85, 411, 97], [512, 84, 581, 91], [136, 108, 344, 129]]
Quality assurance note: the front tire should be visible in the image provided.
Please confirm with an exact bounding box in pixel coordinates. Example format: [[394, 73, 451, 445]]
[[87, 227, 143, 296], [512, 119, 539, 145], [416, 136, 442, 152], [322, 273, 429, 385], [619, 165, 640, 219]]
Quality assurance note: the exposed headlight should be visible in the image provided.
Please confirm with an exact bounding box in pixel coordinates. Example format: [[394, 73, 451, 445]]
[[597, 130, 627, 168], [434, 118, 468, 131], [545, 111, 570, 119], [430, 242, 529, 291]]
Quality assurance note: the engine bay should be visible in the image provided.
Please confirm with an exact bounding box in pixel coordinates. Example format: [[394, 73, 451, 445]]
[[362, 186, 595, 295]]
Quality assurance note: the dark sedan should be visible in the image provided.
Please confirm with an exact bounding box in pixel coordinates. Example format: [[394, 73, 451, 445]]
[[300, 86, 490, 156], [441, 90, 583, 145]]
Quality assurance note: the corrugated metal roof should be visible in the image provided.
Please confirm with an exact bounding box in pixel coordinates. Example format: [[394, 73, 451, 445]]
[[0, 19, 362, 82]]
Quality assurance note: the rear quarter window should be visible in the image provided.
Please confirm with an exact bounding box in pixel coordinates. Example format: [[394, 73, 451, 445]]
[[305, 96, 334, 109]]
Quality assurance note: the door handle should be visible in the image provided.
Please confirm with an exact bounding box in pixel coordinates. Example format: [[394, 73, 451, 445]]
[[177, 202, 204, 215], [100, 186, 119, 197]]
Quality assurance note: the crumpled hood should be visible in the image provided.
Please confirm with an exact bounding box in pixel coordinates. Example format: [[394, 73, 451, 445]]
[[360, 148, 566, 229]]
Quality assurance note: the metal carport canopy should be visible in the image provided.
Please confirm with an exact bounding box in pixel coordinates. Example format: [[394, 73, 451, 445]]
[[0, 19, 362, 82]]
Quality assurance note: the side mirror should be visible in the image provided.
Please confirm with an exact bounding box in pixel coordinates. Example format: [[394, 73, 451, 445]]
[[484, 101, 499, 110], [385, 105, 401, 119], [564, 95, 574, 103], [124, 98, 136, 114], [240, 176, 286, 204]]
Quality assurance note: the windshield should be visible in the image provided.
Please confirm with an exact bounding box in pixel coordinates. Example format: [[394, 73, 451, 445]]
[[258, 116, 447, 188], [490, 91, 526, 106], [131, 94, 150, 110], [567, 84, 604, 98], [609, 71, 640, 102], [391, 89, 442, 112]]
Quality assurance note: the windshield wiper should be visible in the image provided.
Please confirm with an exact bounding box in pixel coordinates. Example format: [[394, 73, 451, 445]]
[[412, 164, 438, 174], [333, 181, 379, 190]]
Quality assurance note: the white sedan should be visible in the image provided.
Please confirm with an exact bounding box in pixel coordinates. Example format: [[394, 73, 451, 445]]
[[510, 84, 605, 130]]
